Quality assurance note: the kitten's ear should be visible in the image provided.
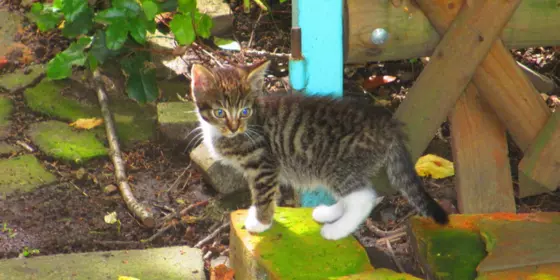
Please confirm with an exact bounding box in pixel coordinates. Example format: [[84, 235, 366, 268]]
[[246, 60, 270, 92], [190, 64, 215, 100]]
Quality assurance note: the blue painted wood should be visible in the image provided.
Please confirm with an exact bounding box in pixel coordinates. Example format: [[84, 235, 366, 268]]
[[288, 0, 343, 207]]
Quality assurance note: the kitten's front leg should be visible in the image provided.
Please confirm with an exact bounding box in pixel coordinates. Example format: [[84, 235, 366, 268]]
[[244, 170, 279, 233]]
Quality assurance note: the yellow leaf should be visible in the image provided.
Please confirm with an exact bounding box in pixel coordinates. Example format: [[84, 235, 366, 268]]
[[415, 154, 455, 179], [118, 277, 140, 280], [69, 118, 103, 130]]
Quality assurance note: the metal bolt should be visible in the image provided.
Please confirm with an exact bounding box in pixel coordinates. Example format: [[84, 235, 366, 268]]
[[371, 28, 389, 45]]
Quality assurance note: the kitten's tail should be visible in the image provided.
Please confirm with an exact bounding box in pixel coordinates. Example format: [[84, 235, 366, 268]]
[[386, 141, 449, 225]]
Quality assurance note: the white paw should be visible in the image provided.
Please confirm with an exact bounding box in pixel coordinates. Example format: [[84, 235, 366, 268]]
[[244, 206, 272, 233], [312, 203, 343, 223], [320, 223, 352, 240]]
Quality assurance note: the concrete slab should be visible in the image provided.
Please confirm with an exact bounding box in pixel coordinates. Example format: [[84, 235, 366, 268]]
[[0, 246, 205, 280], [0, 154, 57, 195]]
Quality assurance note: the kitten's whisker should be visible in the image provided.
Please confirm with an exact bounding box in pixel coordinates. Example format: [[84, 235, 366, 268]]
[[183, 127, 203, 140], [185, 132, 204, 152]]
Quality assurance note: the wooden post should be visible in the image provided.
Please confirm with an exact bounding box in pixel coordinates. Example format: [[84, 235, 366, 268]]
[[518, 113, 560, 197], [416, 0, 552, 197], [450, 84, 515, 213], [344, 0, 560, 63], [393, 0, 521, 160]]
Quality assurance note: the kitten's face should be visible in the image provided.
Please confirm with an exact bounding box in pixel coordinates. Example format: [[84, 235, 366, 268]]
[[190, 61, 270, 138]]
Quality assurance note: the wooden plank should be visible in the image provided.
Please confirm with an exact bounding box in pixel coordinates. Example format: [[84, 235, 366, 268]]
[[415, 0, 551, 196], [393, 0, 521, 160], [344, 0, 560, 63], [518, 113, 560, 197], [450, 84, 515, 214]]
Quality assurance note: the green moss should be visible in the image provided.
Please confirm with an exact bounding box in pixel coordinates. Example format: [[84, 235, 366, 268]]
[[24, 80, 99, 120], [333, 268, 421, 279], [251, 207, 373, 279], [0, 155, 57, 195], [157, 102, 198, 124], [24, 80, 156, 146], [28, 121, 108, 164], [0, 96, 12, 123], [423, 229, 487, 280], [0, 64, 45, 91], [0, 142, 19, 155]]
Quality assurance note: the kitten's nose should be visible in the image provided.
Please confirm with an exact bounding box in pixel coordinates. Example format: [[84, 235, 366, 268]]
[[227, 120, 240, 133]]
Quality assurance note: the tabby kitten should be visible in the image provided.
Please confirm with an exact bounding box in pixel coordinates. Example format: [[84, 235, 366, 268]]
[[190, 61, 449, 240]]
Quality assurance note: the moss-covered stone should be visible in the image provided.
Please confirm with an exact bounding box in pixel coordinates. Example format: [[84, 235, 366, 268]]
[[0, 142, 20, 155], [0, 246, 204, 280], [336, 269, 421, 279], [0, 64, 45, 92], [230, 207, 375, 280], [0, 95, 13, 139], [24, 79, 156, 146], [28, 121, 108, 164], [0, 154, 57, 195], [157, 102, 198, 143]]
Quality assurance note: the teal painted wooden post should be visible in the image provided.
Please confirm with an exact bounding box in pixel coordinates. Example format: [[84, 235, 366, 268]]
[[288, 0, 343, 207]]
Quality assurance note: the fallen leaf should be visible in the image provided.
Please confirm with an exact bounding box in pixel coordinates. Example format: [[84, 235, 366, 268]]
[[0, 56, 8, 70], [104, 212, 118, 224], [212, 264, 235, 280], [362, 75, 397, 91], [69, 118, 103, 130], [118, 276, 140, 280], [415, 154, 455, 179]]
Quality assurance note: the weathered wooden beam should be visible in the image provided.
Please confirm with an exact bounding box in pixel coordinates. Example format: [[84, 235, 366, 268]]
[[344, 0, 560, 63], [450, 84, 515, 214], [518, 113, 560, 197], [393, 0, 521, 160], [417, 0, 552, 197]]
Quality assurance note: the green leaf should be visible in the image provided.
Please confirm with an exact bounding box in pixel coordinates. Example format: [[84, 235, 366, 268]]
[[169, 14, 195, 45], [94, 8, 126, 24], [128, 17, 148, 45], [213, 37, 240, 51], [120, 52, 158, 103], [62, 7, 93, 37], [61, 0, 88, 22], [46, 37, 92, 80], [88, 54, 98, 71], [194, 11, 213, 39], [142, 0, 159, 20], [113, 0, 141, 17], [158, 0, 177, 12], [28, 3, 62, 32], [91, 30, 120, 63], [177, 0, 195, 13], [105, 19, 129, 50]]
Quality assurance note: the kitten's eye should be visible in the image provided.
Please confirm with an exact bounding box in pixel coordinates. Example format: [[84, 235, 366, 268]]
[[213, 109, 225, 118], [240, 108, 252, 118]]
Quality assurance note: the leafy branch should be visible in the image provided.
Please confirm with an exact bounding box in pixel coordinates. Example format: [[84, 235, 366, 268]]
[[27, 0, 213, 104]]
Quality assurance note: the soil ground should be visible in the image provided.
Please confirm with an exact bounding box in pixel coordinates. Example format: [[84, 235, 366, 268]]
[[1, 0, 560, 278]]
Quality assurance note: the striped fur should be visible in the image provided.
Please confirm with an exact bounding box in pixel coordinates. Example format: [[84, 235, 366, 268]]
[[190, 61, 448, 239]]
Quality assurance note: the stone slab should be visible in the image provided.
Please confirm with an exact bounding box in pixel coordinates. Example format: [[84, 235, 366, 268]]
[[409, 212, 560, 280], [197, 0, 233, 36], [0, 154, 57, 195], [0, 246, 205, 280], [0, 64, 45, 92], [190, 143, 248, 194], [157, 101, 199, 144], [0, 141, 20, 155], [229, 207, 419, 280], [0, 95, 13, 139], [28, 121, 108, 164], [0, 8, 21, 58]]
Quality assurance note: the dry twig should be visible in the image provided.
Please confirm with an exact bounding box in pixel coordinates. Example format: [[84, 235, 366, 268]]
[[195, 222, 230, 248], [365, 218, 406, 237], [16, 140, 34, 152], [93, 70, 155, 228], [385, 239, 405, 273], [375, 231, 407, 246]]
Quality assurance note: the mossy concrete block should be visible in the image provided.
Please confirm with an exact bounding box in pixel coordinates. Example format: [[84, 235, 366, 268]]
[[337, 269, 421, 280], [476, 263, 560, 280], [0, 246, 204, 280], [0, 142, 20, 155], [157, 101, 199, 143], [24, 79, 156, 146], [409, 212, 560, 280], [28, 121, 108, 164], [229, 207, 375, 280], [0, 154, 57, 195], [0, 8, 21, 58], [190, 143, 248, 194], [0, 64, 45, 92], [0, 95, 13, 139]]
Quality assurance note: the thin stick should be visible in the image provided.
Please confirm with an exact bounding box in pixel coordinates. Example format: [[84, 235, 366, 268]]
[[70, 182, 89, 197], [385, 239, 405, 273], [93, 70, 155, 228], [16, 140, 34, 152], [365, 218, 405, 237], [248, 12, 264, 48], [375, 231, 407, 245], [179, 200, 209, 216], [195, 222, 230, 248]]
